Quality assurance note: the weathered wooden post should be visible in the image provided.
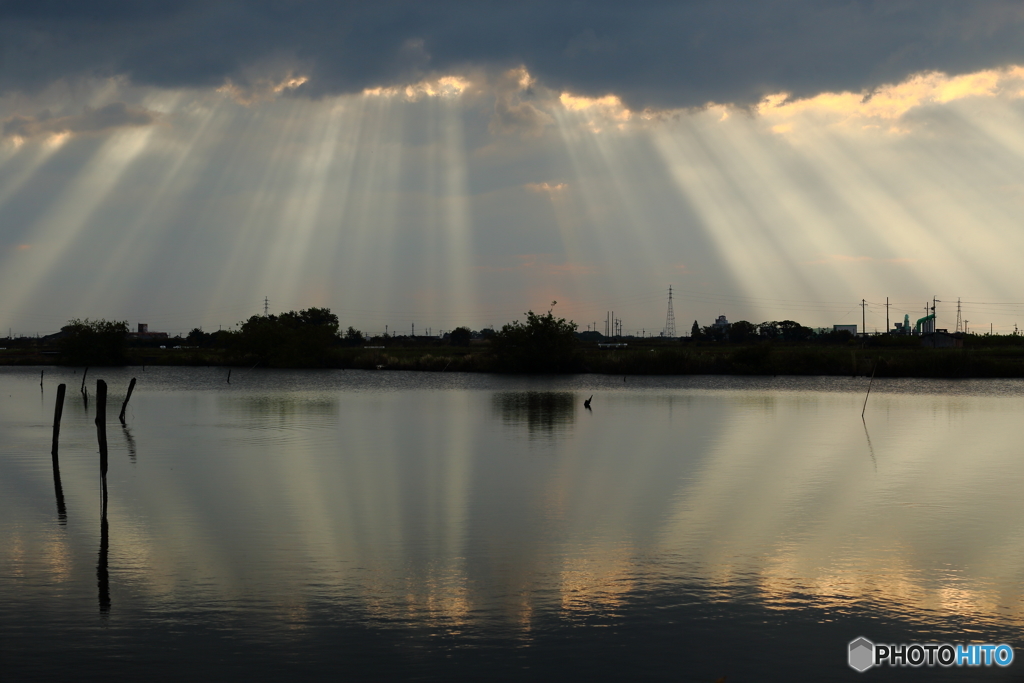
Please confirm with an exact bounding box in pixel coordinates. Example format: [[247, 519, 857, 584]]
[[51, 384, 66, 456], [95, 378, 110, 612], [96, 380, 108, 482], [51, 383, 67, 523], [227, 368, 231, 384], [81, 367, 89, 393], [118, 378, 136, 425], [40, 369, 44, 387]]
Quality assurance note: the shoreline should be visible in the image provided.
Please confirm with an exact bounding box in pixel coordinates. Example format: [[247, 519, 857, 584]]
[[5, 343, 1024, 378]]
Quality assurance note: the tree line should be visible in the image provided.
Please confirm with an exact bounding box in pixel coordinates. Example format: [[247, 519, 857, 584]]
[[50, 308, 1023, 371], [54, 305, 580, 371]]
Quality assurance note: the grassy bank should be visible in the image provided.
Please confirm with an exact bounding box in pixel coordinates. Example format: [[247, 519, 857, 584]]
[[5, 341, 1024, 378], [578, 344, 1024, 378]]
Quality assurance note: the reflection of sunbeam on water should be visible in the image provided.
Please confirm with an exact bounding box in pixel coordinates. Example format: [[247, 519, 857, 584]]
[[6, 370, 1024, 681]]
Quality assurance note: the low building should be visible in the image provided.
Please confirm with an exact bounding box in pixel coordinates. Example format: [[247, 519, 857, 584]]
[[128, 323, 168, 341], [921, 331, 963, 348], [834, 324, 858, 335]]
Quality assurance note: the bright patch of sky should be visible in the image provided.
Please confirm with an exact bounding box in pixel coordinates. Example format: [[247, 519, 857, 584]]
[[3, 2, 1024, 336]]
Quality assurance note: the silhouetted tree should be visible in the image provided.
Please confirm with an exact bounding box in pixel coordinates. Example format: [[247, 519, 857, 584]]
[[449, 327, 472, 347], [492, 303, 580, 372], [690, 320, 702, 339], [236, 307, 339, 366], [60, 319, 129, 365], [344, 326, 365, 345], [728, 320, 758, 343], [759, 320, 812, 342]]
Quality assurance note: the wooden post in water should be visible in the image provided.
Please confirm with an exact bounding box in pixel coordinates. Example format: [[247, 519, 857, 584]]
[[51, 384, 67, 523], [40, 369, 44, 387], [95, 380, 110, 613], [51, 384, 66, 456], [118, 378, 136, 425], [96, 380, 108, 481], [81, 367, 89, 393], [227, 368, 231, 384]]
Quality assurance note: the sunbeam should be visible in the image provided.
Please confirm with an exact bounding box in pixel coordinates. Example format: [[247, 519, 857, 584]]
[[0, 126, 156, 328], [3, 63, 1024, 333]]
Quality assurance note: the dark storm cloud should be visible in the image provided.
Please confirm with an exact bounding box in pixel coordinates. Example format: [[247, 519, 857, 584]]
[[1, 102, 158, 139], [2, 1, 1024, 108]]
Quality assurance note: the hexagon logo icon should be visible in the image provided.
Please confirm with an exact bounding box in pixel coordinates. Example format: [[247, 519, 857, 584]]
[[849, 637, 874, 672]]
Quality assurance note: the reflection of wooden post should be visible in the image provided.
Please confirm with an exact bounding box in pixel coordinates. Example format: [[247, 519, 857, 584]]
[[81, 367, 89, 393], [98, 510, 109, 613], [118, 378, 136, 425], [51, 384, 66, 456], [96, 380, 108, 479], [52, 456, 67, 523]]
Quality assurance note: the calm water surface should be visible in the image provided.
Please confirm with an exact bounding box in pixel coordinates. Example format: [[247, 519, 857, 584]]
[[3, 367, 1024, 681]]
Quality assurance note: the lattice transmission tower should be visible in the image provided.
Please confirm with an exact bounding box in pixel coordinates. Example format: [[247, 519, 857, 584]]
[[663, 286, 677, 337]]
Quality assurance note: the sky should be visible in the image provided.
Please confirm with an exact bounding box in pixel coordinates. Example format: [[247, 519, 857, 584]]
[[3, 1, 1024, 337]]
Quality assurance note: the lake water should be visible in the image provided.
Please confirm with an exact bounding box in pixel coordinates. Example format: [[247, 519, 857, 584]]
[[3, 367, 1024, 681]]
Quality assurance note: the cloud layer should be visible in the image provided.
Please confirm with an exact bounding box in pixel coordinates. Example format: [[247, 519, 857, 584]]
[[3, 1, 1024, 108], [2, 101, 158, 141]]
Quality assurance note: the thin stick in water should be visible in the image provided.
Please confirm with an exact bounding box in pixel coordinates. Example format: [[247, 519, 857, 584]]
[[861, 361, 877, 417], [118, 377, 136, 425]]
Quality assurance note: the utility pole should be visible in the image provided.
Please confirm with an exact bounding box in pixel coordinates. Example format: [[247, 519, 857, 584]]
[[411, 323, 414, 337], [933, 296, 940, 331], [861, 299, 866, 336], [886, 297, 889, 334]]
